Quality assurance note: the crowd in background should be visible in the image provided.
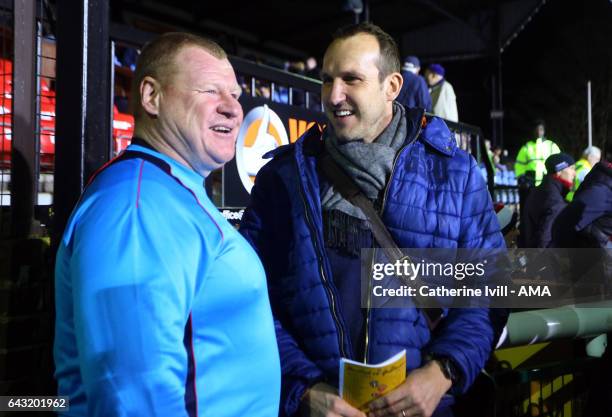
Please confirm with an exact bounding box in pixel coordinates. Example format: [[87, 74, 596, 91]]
[[113, 44, 610, 254]]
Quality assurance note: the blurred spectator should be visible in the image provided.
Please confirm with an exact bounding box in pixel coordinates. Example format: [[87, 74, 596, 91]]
[[520, 153, 575, 247], [304, 56, 319, 79], [514, 119, 560, 187], [396, 55, 432, 111], [485, 139, 495, 167], [424, 63, 458, 122], [237, 74, 252, 97], [515, 119, 561, 227], [285, 56, 319, 79], [113, 45, 140, 113], [285, 60, 305, 73], [274, 87, 290, 104], [257, 82, 271, 99], [117, 46, 139, 71], [552, 145, 611, 249], [302, 57, 321, 107], [567, 145, 601, 201], [251, 79, 290, 104], [285, 57, 320, 108], [493, 146, 509, 170]]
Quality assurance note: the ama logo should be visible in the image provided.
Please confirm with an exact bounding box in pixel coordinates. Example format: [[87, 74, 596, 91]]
[[235, 105, 289, 193]]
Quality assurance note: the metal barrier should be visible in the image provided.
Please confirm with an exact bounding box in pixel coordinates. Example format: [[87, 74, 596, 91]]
[[493, 357, 597, 417], [445, 118, 522, 208], [0, 1, 12, 236], [444, 118, 495, 195], [498, 302, 612, 349], [36, 7, 56, 208], [0, 1, 57, 235], [0, 1, 56, 399], [230, 56, 322, 111], [479, 303, 612, 417]]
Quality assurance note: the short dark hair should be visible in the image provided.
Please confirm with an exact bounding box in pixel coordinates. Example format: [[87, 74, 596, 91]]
[[131, 32, 227, 118], [533, 118, 546, 128], [330, 22, 400, 82]]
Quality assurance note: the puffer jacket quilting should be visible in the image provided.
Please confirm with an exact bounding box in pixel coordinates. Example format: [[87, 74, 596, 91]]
[[240, 109, 505, 416]]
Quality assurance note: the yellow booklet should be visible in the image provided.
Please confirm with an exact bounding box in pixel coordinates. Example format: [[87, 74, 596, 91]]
[[339, 350, 407, 411]]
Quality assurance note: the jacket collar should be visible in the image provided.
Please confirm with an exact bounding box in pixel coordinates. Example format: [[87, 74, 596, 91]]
[[543, 174, 571, 198], [420, 115, 456, 157], [125, 140, 207, 197]]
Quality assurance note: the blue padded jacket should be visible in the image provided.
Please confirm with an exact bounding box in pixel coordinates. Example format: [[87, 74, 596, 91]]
[[240, 108, 505, 416]]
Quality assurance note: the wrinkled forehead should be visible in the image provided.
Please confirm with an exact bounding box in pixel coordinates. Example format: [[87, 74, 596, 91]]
[[170, 46, 237, 85]]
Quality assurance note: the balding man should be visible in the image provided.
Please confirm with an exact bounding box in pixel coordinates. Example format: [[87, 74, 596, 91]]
[[567, 146, 601, 201], [54, 32, 280, 417]]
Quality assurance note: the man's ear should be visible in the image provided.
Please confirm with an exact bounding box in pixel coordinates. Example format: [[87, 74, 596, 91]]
[[140, 76, 162, 117], [385, 72, 403, 101]]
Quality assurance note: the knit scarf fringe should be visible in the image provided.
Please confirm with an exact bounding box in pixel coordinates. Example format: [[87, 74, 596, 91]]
[[323, 210, 373, 257]]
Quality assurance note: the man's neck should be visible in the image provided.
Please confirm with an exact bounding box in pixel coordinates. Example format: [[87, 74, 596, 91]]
[[367, 110, 395, 144], [133, 126, 169, 156], [133, 126, 210, 177]]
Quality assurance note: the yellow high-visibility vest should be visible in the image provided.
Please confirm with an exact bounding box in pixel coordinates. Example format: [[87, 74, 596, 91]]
[[566, 158, 592, 201], [514, 138, 561, 185]]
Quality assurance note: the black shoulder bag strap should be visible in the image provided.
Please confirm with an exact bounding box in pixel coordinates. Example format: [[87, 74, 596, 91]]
[[318, 152, 444, 328]]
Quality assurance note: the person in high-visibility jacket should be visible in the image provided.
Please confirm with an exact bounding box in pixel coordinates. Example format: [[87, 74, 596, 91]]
[[514, 120, 561, 186], [566, 146, 601, 201]]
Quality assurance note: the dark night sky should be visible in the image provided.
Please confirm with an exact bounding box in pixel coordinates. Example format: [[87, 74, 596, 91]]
[[447, 0, 612, 158]]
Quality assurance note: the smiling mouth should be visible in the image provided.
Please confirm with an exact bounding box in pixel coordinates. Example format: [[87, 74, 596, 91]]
[[210, 125, 233, 134], [332, 109, 355, 118]]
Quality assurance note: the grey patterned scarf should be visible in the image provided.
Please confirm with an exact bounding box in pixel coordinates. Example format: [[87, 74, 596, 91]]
[[321, 102, 408, 219]]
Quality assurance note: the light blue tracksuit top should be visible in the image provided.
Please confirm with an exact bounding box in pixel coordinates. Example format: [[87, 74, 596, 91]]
[[54, 143, 280, 416]]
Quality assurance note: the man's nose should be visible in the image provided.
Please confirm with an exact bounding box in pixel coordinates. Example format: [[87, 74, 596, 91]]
[[326, 80, 346, 106], [218, 95, 242, 119]]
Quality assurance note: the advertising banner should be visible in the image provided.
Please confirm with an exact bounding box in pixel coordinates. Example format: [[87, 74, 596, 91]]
[[223, 96, 326, 207]]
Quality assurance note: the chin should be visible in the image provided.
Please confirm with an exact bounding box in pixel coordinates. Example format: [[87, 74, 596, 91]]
[[218, 151, 236, 165], [331, 126, 351, 139], [338, 131, 362, 142]]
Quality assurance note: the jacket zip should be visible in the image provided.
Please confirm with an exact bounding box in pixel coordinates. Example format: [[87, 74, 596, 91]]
[[363, 119, 424, 364], [363, 248, 376, 363], [295, 161, 348, 359]]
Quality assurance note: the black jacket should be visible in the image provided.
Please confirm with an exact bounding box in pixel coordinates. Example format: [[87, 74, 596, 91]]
[[520, 175, 569, 247], [552, 162, 612, 248], [552, 162, 612, 302]]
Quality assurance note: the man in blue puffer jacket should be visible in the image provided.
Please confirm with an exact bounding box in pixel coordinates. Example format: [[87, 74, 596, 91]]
[[241, 23, 506, 417]]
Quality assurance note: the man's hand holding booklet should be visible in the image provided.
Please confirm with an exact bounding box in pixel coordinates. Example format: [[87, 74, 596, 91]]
[[339, 350, 407, 411]]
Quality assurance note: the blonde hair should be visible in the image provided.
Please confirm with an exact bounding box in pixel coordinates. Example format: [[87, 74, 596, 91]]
[[131, 32, 227, 119]]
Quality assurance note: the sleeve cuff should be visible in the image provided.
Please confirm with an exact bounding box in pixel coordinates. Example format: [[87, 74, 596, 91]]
[[282, 374, 326, 417]]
